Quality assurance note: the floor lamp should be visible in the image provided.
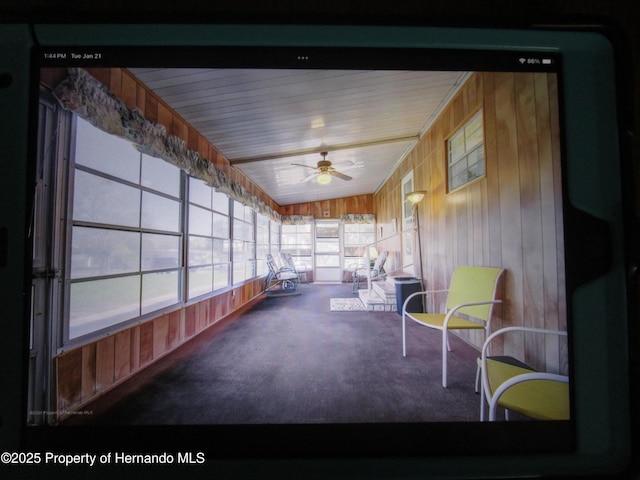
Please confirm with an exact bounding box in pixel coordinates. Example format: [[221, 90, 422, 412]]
[[405, 190, 427, 295]]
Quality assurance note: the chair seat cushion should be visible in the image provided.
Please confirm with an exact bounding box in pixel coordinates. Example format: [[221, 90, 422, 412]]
[[277, 271, 298, 280], [407, 313, 485, 330], [486, 358, 569, 420], [486, 358, 535, 392], [495, 378, 570, 420]]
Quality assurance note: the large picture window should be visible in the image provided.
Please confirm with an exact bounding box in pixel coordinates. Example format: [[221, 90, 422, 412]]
[[56, 108, 278, 343], [232, 201, 256, 284], [187, 177, 231, 299], [68, 117, 182, 339], [256, 213, 270, 277], [447, 109, 485, 191]]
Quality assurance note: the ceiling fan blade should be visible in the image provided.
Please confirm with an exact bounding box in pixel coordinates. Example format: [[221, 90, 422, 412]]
[[332, 160, 356, 170], [291, 163, 318, 169], [331, 170, 353, 181], [301, 172, 319, 182]]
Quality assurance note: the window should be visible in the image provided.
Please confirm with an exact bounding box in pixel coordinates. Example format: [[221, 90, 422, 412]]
[[68, 117, 182, 339], [447, 109, 485, 191], [232, 201, 256, 284], [256, 213, 270, 277], [187, 177, 231, 299], [270, 221, 281, 255], [61, 115, 269, 341], [281, 223, 312, 271], [343, 223, 376, 269]]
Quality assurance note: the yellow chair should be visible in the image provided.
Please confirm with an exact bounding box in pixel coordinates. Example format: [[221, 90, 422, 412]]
[[402, 266, 504, 388], [480, 326, 569, 421]]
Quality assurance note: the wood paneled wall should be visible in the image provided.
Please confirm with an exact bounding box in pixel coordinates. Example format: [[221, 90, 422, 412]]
[[279, 194, 374, 217], [375, 72, 567, 374], [56, 279, 264, 416]]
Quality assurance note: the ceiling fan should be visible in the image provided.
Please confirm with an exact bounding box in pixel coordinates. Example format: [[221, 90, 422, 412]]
[[292, 152, 353, 185]]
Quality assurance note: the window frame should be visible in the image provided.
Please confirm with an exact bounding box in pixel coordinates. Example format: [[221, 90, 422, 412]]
[[343, 222, 376, 270], [281, 223, 313, 271], [231, 200, 257, 286], [59, 115, 271, 348], [446, 108, 486, 193], [64, 116, 184, 343], [186, 176, 232, 302]]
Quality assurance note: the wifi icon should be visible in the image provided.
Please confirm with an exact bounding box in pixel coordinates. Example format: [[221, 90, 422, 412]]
[[519, 58, 526, 64]]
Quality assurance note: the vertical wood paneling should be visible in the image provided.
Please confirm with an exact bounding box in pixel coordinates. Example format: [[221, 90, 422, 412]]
[[136, 84, 146, 114], [57, 350, 82, 412], [157, 102, 173, 135], [153, 314, 170, 358], [374, 71, 565, 370], [483, 73, 503, 272], [84, 68, 111, 89], [114, 330, 131, 382], [95, 336, 115, 391], [130, 326, 140, 372], [144, 94, 158, 124], [109, 69, 122, 99], [81, 344, 96, 401], [185, 304, 197, 338], [121, 72, 138, 110], [139, 322, 153, 366], [494, 72, 525, 359], [281, 194, 373, 218], [515, 73, 545, 365], [168, 310, 181, 348]]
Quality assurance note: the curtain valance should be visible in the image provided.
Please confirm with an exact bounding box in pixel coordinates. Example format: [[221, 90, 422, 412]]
[[52, 68, 282, 223], [339, 213, 376, 224], [280, 215, 314, 225]]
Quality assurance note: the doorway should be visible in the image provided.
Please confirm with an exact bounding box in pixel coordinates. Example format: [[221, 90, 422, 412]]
[[314, 220, 341, 282]]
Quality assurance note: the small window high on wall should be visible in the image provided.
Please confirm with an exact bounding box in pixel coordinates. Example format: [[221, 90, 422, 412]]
[[447, 109, 485, 192]]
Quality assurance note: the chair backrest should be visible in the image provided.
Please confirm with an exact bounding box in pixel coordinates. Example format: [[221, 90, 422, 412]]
[[373, 250, 388, 272], [280, 252, 297, 271], [266, 253, 279, 275], [445, 266, 504, 321]]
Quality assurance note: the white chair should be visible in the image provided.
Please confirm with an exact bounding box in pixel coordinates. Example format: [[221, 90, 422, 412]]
[[266, 253, 299, 291], [351, 250, 388, 292]]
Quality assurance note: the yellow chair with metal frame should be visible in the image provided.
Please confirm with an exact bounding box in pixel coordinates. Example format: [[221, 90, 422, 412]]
[[402, 265, 504, 388], [479, 326, 570, 421]]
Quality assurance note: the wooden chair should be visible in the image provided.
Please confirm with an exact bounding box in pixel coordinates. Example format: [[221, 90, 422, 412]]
[[480, 326, 569, 421], [402, 265, 504, 388]]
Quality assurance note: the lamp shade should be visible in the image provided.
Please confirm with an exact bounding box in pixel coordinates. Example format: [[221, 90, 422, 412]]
[[405, 190, 427, 205]]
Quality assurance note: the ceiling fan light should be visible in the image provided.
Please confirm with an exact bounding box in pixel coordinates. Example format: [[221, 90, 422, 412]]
[[317, 172, 332, 184]]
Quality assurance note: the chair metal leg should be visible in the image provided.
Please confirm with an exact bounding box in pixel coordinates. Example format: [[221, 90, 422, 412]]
[[402, 314, 407, 357], [480, 387, 486, 421], [442, 329, 448, 388]]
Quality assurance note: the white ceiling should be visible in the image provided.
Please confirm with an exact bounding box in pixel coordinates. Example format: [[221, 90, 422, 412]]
[[129, 67, 468, 206]]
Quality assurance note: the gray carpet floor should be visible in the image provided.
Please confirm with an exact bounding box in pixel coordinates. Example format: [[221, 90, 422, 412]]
[[73, 283, 484, 425]]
